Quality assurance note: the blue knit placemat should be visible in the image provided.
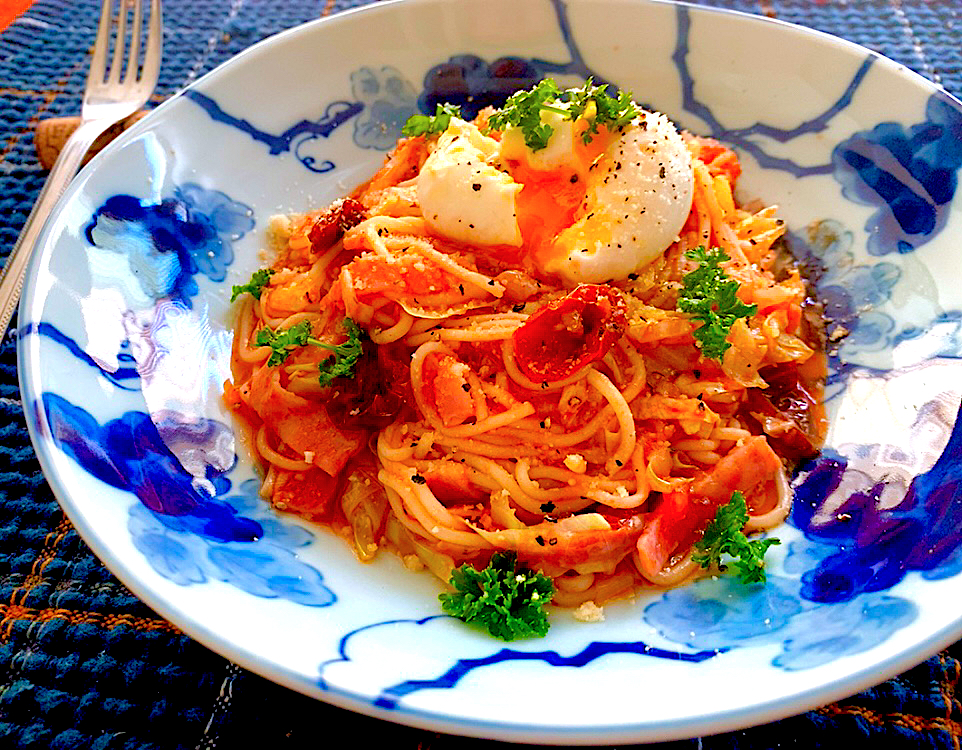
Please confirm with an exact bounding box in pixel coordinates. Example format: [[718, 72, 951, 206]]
[[1, 1, 961, 748]]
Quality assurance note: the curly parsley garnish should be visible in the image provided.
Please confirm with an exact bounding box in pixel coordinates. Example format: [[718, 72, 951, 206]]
[[230, 268, 274, 302], [677, 246, 757, 361], [486, 79, 565, 151], [565, 79, 640, 144], [439, 551, 554, 640], [256, 321, 311, 366], [256, 318, 364, 385], [401, 102, 463, 137], [315, 318, 364, 386], [486, 77, 641, 151], [692, 491, 780, 584]]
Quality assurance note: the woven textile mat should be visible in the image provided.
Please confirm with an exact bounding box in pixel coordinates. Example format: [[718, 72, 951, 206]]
[[1, 1, 961, 748]]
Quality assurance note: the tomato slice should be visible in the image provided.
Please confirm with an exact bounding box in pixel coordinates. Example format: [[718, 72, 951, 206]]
[[511, 284, 627, 383], [740, 359, 827, 462]]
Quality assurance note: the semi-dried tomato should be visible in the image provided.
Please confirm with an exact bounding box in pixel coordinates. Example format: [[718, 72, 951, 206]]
[[324, 339, 413, 430], [740, 361, 826, 462], [511, 284, 627, 383], [308, 197, 367, 252]]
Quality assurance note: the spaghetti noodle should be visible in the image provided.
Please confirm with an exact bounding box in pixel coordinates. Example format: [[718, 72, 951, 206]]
[[225, 82, 826, 609]]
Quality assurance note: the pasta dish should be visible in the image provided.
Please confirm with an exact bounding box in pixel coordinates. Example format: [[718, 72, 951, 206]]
[[225, 80, 826, 614]]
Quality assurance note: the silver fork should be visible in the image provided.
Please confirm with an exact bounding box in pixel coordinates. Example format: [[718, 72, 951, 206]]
[[0, 0, 163, 341]]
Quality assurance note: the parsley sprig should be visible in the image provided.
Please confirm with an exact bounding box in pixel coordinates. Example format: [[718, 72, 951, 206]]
[[230, 268, 274, 302], [486, 79, 565, 151], [486, 77, 641, 151], [257, 321, 311, 366], [439, 551, 554, 640], [677, 246, 757, 361], [401, 102, 463, 137], [565, 79, 639, 144], [256, 318, 363, 385], [314, 318, 364, 386], [692, 491, 780, 584]]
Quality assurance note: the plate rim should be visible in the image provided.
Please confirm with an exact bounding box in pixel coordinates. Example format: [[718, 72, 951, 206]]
[[15, 0, 962, 743]]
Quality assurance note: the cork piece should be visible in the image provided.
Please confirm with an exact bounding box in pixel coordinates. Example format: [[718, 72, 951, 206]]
[[34, 111, 149, 169]]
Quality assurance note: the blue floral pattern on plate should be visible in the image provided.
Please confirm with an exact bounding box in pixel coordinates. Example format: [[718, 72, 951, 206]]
[[833, 93, 962, 256], [350, 66, 419, 150], [644, 576, 915, 671], [319, 615, 720, 709], [31, 181, 337, 608], [84, 182, 254, 305], [129, 478, 334, 606]]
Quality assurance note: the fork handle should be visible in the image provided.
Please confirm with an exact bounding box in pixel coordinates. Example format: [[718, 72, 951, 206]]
[[0, 118, 114, 342]]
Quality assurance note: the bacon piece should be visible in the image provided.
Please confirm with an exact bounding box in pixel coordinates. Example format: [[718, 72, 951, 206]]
[[272, 467, 343, 521], [429, 355, 475, 427], [423, 462, 486, 505], [634, 436, 781, 579], [691, 435, 781, 503], [352, 136, 429, 200], [475, 513, 645, 572]]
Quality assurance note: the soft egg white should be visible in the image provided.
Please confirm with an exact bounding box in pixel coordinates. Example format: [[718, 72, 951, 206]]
[[417, 118, 524, 247], [543, 109, 694, 285]]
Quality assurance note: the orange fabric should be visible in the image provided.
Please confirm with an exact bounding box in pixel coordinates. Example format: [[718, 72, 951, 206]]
[[0, 0, 35, 32]]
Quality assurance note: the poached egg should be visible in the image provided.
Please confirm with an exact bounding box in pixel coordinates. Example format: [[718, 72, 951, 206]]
[[414, 101, 695, 285]]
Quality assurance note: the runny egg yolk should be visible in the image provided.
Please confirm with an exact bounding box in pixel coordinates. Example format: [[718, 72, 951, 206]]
[[508, 109, 695, 286], [414, 105, 695, 287], [510, 125, 611, 260]]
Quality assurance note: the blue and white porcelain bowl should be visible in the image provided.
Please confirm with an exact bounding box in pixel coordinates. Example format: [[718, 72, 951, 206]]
[[16, 0, 962, 743]]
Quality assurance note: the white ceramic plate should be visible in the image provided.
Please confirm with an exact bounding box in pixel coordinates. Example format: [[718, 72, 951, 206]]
[[17, 0, 962, 743]]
